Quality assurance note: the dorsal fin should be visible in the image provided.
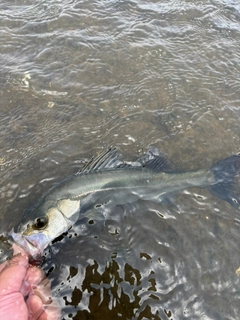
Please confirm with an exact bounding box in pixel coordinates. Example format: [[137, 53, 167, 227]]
[[135, 146, 174, 172], [78, 147, 124, 173], [77, 146, 174, 174], [144, 156, 172, 172], [134, 146, 161, 165]]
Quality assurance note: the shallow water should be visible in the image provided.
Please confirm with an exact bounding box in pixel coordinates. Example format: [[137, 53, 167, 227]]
[[1, 0, 240, 319]]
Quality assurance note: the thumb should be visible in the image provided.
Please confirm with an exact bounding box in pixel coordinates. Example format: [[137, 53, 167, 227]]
[[0, 254, 29, 295]]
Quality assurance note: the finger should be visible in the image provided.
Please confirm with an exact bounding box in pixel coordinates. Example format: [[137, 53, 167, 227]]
[[21, 265, 45, 296], [12, 243, 29, 258], [0, 243, 28, 276], [0, 292, 28, 320], [38, 310, 48, 320], [27, 294, 61, 320], [0, 254, 28, 295], [34, 278, 52, 304], [41, 301, 61, 320], [29, 279, 61, 320], [27, 293, 45, 320], [26, 266, 45, 287]]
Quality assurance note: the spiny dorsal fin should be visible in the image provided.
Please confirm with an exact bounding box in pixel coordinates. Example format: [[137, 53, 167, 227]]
[[144, 156, 172, 172], [79, 147, 124, 173], [78, 146, 174, 174], [135, 146, 174, 172], [134, 146, 161, 166]]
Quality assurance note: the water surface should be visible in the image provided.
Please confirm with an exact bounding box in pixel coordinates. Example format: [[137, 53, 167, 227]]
[[1, 0, 240, 319]]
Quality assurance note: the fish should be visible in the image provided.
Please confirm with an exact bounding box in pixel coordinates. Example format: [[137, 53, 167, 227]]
[[10, 147, 240, 258]]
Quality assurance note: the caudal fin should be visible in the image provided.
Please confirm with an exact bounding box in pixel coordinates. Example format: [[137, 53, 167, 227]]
[[209, 154, 240, 208]]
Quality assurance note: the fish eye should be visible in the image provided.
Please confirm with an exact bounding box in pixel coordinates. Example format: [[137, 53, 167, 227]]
[[32, 216, 48, 230]]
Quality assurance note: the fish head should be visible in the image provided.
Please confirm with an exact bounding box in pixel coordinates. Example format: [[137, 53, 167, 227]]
[[9, 199, 80, 258]]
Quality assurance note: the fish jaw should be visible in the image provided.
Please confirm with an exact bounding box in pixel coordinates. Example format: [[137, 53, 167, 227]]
[[9, 229, 50, 258], [9, 207, 73, 258]]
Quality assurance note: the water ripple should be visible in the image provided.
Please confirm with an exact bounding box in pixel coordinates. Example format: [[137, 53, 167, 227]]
[[1, 0, 240, 319]]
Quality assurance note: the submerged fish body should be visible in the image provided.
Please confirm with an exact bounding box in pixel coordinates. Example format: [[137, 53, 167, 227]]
[[10, 147, 240, 258]]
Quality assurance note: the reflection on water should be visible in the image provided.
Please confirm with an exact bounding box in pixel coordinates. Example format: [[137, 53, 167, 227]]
[[1, 0, 240, 319], [62, 260, 168, 319], [40, 198, 240, 319]]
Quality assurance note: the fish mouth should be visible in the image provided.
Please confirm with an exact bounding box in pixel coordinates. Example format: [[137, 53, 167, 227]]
[[9, 229, 42, 258]]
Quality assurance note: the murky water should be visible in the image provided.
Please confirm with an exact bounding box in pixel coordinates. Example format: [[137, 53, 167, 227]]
[[1, 0, 240, 319]]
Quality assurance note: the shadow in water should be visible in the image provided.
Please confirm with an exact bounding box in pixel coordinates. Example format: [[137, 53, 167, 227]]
[[62, 259, 171, 320]]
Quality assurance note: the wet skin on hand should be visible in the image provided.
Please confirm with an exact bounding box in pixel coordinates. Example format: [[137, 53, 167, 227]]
[[0, 244, 60, 320]]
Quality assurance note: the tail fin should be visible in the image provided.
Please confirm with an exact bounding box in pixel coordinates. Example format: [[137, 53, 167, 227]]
[[209, 155, 240, 208]]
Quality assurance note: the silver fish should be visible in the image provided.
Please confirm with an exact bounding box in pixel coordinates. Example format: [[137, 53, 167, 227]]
[[10, 147, 240, 258]]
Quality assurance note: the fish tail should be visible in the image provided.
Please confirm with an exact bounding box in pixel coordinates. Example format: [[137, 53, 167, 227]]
[[209, 154, 240, 208]]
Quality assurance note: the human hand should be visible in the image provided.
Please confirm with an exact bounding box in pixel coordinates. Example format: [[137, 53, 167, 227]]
[[0, 244, 60, 320]]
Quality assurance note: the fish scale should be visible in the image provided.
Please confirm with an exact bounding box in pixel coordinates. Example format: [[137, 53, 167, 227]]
[[10, 147, 240, 258]]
